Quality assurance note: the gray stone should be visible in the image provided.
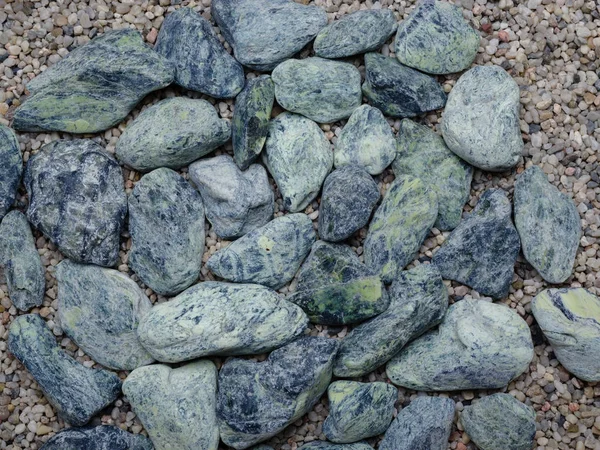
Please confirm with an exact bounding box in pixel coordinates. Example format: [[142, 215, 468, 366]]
[[300, 443, 372, 450], [40, 426, 153, 450], [0, 124, 22, 219]]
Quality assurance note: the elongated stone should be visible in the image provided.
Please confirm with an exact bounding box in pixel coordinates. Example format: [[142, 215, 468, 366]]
[[13, 30, 173, 133], [40, 426, 153, 450], [333, 264, 447, 377], [300, 443, 372, 450], [123, 360, 219, 450], [432, 189, 519, 299], [116, 97, 231, 172], [0, 125, 22, 219], [514, 166, 580, 283], [386, 299, 534, 391], [24, 140, 127, 267], [137, 282, 307, 363], [8, 315, 121, 426], [364, 175, 438, 284], [207, 214, 315, 289], [217, 337, 339, 449]]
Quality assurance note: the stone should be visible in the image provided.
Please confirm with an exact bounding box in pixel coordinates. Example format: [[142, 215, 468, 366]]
[[13, 30, 173, 133], [441, 65, 523, 171], [40, 426, 153, 450], [300, 443, 372, 450], [137, 282, 307, 363], [155, 7, 244, 98], [386, 299, 534, 391], [264, 113, 332, 212], [362, 52, 446, 118], [514, 166, 580, 283], [211, 0, 327, 71], [318, 166, 380, 242], [0, 124, 22, 219], [24, 140, 127, 267], [8, 314, 121, 426], [189, 155, 273, 239], [217, 336, 339, 449], [55, 260, 154, 371], [364, 175, 438, 284], [207, 214, 315, 290], [272, 57, 362, 123], [123, 360, 219, 450], [333, 264, 447, 377], [393, 119, 473, 231], [432, 189, 520, 299], [115, 97, 231, 172], [128, 168, 205, 295]]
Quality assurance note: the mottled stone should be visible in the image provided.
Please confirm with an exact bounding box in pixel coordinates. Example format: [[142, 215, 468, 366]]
[[300, 443, 372, 450], [8, 315, 121, 426], [0, 125, 22, 219], [13, 30, 173, 133], [137, 282, 307, 363], [386, 299, 534, 391], [24, 140, 127, 267], [217, 337, 339, 449], [40, 426, 153, 450], [432, 189, 519, 299], [441, 65, 523, 171]]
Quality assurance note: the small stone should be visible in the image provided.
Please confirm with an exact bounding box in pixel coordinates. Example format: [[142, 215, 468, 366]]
[[300, 444, 372, 450], [0, 125, 22, 219], [40, 426, 153, 450]]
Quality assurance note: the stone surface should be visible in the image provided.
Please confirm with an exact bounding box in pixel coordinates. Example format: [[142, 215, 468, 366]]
[[24, 140, 127, 267], [217, 337, 339, 449], [40, 426, 153, 450], [300, 443, 372, 450], [0, 124, 22, 219]]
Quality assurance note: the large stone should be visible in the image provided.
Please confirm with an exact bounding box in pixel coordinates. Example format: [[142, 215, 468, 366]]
[[207, 214, 316, 290], [129, 168, 205, 295], [211, 0, 327, 71], [300, 444, 372, 450], [115, 97, 231, 172], [441, 65, 523, 171], [40, 426, 153, 450], [123, 360, 219, 450], [386, 299, 534, 391], [189, 155, 273, 239], [0, 124, 22, 219], [137, 282, 307, 363], [514, 166, 580, 283], [393, 119, 472, 231], [24, 140, 127, 267], [13, 30, 173, 134], [217, 336, 339, 449], [264, 113, 332, 212], [333, 264, 447, 377], [8, 314, 121, 426], [432, 189, 520, 299]]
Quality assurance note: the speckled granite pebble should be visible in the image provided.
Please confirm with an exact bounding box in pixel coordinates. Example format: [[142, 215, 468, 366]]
[[0, 124, 22, 219], [40, 426, 153, 450], [300, 443, 372, 450]]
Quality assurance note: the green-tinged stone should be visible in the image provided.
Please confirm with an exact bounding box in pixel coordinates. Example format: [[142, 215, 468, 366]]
[[0, 125, 22, 219], [40, 426, 153, 450], [300, 443, 372, 450]]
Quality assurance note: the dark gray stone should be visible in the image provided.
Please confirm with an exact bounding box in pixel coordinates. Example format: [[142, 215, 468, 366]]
[[0, 124, 22, 219], [300, 443, 372, 450], [40, 426, 153, 450]]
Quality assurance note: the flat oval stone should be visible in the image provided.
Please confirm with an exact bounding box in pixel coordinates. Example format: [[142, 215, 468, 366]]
[[0, 125, 22, 219], [300, 443, 372, 450], [40, 426, 153, 450], [129, 168, 205, 295], [116, 97, 231, 172], [137, 281, 308, 363], [514, 165, 580, 283], [8, 314, 121, 426], [441, 65, 523, 171], [386, 299, 534, 391], [207, 213, 316, 290], [24, 140, 127, 267]]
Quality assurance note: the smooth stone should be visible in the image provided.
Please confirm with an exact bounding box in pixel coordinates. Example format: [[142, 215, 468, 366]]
[[362, 52, 446, 118], [189, 155, 273, 239], [514, 165, 580, 283], [155, 7, 244, 98], [129, 168, 205, 295], [393, 119, 473, 231], [211, 0, 327, 71], [137, 281, 307, 363], [531, 288, 600, 382], [40, 426, 153, 450], [13, 30, 173, 133], [318, 166, 380, 242], [386, 299, 534, 391], [116, 97, 231, 172], [217, 336, 339, 449], [24, 140, 127, 267], [333, 264, 447, 377], [8, 314, 121, 426], [364, 175, 438, 284], [55, 260, 154, 371], [264, 113, 332, 212], [123, 360, 218, 450], [0, 124, 22, 219], [432, 189, 520, 299], [251, 447, 275, 450], [0, 211, 45, 311], [301, 443, 372, 450], [441, 65, 523, 171], [272, 57, 362, 123], [207, 213, 316, 290]]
